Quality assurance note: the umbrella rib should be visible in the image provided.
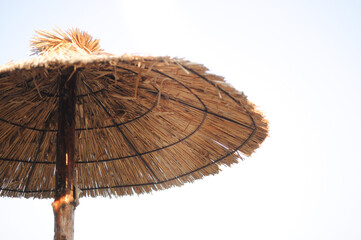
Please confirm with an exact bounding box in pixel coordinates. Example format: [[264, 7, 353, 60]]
[[0, 157, 53, 164], [80, 78, 161, 183], [24, 111, 54, 191], [39, 88, 104, 98], [0, 118, 57, 132], [116, 126, 160, 183], [0, 188, 53, 193], [180, 64, 257, 129], [138, 87, 254, 130], [173, 98, 254, 129]]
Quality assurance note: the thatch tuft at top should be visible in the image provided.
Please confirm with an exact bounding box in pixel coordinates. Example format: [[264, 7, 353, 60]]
[[31, 28, 103, 56]]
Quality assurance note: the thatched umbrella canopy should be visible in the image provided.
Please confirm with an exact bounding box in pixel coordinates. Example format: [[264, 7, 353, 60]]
[[0, 28, 268, 239]]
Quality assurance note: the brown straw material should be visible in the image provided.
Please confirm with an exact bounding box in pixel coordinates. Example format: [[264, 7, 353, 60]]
[[0, 29, 268, 198]]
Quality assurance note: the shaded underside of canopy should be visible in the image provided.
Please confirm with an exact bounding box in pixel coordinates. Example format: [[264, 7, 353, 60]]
[[0, 55, 268, 198]]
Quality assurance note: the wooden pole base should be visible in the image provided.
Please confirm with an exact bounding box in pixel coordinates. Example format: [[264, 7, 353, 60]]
[[52, 197, 75, 240]]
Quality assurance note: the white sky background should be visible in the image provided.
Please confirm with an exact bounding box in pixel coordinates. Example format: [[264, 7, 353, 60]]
[[0, 0, 360, 239]]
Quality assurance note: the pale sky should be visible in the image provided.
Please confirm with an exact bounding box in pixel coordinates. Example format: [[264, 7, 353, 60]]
[[0, 1, 360, 240]]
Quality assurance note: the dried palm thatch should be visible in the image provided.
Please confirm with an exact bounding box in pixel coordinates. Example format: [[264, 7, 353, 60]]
[[0, 28, 268, 199]]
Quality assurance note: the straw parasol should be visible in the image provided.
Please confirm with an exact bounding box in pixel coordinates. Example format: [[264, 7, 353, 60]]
[[0, 28, 268, 240]]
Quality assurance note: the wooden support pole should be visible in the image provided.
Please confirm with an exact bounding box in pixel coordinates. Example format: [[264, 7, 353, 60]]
[[52, 67, 77, 240]]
